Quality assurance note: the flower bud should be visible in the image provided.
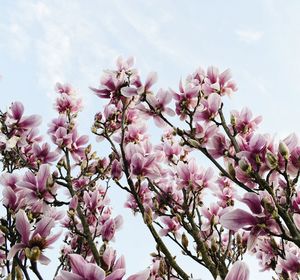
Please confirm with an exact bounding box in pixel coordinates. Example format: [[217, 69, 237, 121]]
[[181, 233, 189, 249], [279, 142, 289, 160], [187, 139, 199, 148], [158, 259, 167, 276], [30, 247, 41, 261], [211, 238, 218, 252], [230, 114, 237, 127], [266, 152, 278, 169], [262, 197, 275, 214], [25, 246, 41, 262], [239, 158, 252, 173], [80, 160, 88, 170], [228, 163, 236, 178], [16, 266, 23, 280], [143, 208, 153, 225], [85, 144, 92, 154], [91, 126, 98, 133]]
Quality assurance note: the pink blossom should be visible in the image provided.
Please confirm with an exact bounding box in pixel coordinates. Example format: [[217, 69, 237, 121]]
[[194, 93, 221, 122], [176, 159, 214, 191], [111, 159, 123, 180], [8, 210, 60, 264], [220, 208, 258, 232], [16, 164, 56, 203], [173, 83, 199, 120], [57, 254, 105, 280], [32, 143, 59, 164], [101, 216, 123, 242], [7, 101, 41, 131], [121, 72, 157, 97], [159, 216, 181, 237], [230, 107, 262, 135]]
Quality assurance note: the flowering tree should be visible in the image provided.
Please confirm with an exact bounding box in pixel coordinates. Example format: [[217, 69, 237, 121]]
[[0, 57, 300, 280]]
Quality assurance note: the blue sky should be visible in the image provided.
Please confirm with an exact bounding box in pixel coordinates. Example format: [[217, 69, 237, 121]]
[[1, 1, 300, 279]]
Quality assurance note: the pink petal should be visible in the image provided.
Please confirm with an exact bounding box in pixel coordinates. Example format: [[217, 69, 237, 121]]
[[127, 269, 150, 280], [84, 263, 105, 280], [219, 69, 232, 86], [207, 93, 221, 113], [39, 253, 51, 265], [105, 269, 125, 280], [69, 254, 86, 276], [144, 72, 158, 91], [11, 102, 24, 120], [225, 261, 249, 280], [220, 209, 257, 231], [293, 213, 300, 231], [33, 217, 54, 237], [15, 210, 30, 244], [207, 66, 219, 84], [241, 193, 262, 215], [121, 87, 138, 97], [113, 255, 126, 270], [59, 271, 84, 280], [19, 115, 42, 128], [37, 164, 50, 192], [46, 230, 62, 246], [7, 243, 26, 259]]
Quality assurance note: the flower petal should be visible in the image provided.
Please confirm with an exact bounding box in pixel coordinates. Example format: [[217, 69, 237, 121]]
[[220, 209, 257, 231], [225, 261, 249, 280], [15, 210, 30, 244]]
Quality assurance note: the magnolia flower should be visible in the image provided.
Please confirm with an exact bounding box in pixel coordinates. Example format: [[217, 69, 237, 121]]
[[7, 101, 41, 131], [56, 254, 125, 280], [194, 93, 221, 122], [121, 72, 157, 97], [16, 164, 56, 203], [8, 210, 60, 264]]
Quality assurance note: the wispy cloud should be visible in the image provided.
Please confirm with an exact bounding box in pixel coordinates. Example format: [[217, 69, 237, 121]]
[[235, 29, 264, 43]]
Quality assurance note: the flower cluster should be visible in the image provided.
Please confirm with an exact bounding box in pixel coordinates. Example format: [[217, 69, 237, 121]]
[[1, 57, 300, 280]]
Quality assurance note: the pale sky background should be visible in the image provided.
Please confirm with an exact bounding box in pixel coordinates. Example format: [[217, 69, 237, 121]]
[[1, 1, 300, 279]]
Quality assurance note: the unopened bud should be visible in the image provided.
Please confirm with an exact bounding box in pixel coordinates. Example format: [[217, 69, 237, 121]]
[[187, 139, 199, 148], [46, 175, 54, 188], [228, 163, 236, 178], [266, 152, 278, 169], [236, 233, 242, 245], [31, 247, 41, 261], [0, 225, 8, 234], [91, 126, 98, 133], [158, 259, 167, 275], [181, 233, 189, 249], [85, 144, 92, 154], [239, 158, 252, 173], [80, 160, 88, 170], [67, 209, 75, 217], [25, 246, 41, 262], [16, 266, 23, 280], [230, 114, 237, 127], [262, 197, 275, 214], [175, 214, 182, 224], [176, 128, 184, 136], [270, 238, 278, 250], [211, 239, 218, 252], [143, 208, 153, 225], [279, 142, 289, 160], [153, 198, 159, 210]]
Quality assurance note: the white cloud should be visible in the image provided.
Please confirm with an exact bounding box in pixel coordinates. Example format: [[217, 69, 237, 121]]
[[235, 29, 264, 43]]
